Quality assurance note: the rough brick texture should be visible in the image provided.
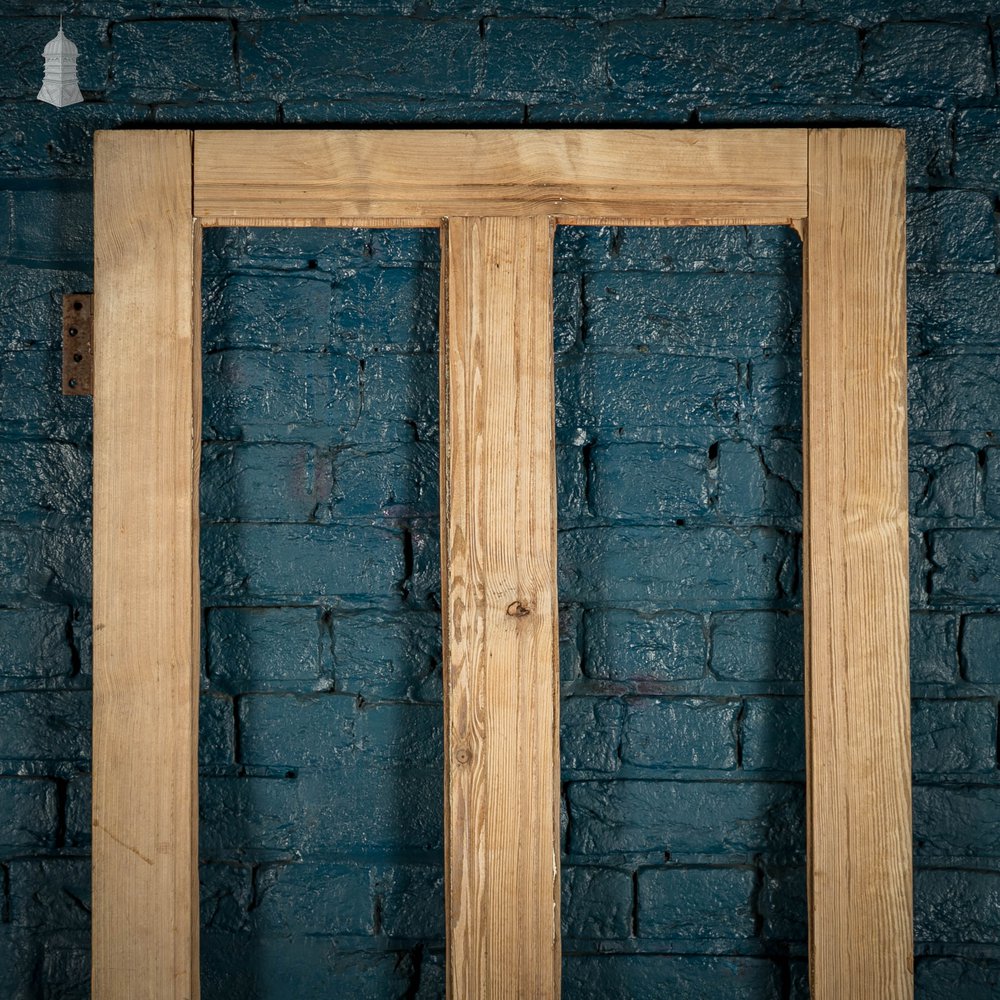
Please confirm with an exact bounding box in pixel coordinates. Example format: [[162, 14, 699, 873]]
[[2, 2, 999, 998]]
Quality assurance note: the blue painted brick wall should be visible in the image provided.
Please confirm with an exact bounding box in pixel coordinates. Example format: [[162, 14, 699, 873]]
[[1, 3, 999, 998]]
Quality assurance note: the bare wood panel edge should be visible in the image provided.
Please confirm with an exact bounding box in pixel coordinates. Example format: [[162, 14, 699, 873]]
[[93, 130, 201, 1000], [440, 216, 561, 999], [804, 128, 913, 999], [193, 128, 808, 222], [195, 215, 804, 230]]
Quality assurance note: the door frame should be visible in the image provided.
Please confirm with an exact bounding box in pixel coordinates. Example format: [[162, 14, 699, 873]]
[[92, 127, 912, 999]]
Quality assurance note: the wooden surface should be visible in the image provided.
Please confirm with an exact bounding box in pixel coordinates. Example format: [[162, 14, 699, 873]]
[[803, 128, 913, 998], [440, 216, 561, 999], [193, 128, 808, 224], [92, 129, 201, 999], [90, 125, 915, 998]]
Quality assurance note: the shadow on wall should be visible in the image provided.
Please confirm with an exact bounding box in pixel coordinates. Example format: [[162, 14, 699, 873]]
[[197, 225, 446, 997], [555, 224, 807, 998]]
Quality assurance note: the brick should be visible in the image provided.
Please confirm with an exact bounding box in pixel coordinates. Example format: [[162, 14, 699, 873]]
[[0, 266, 87, 350], [710, 611, 803, 682], [0, 100, 145, 180], [0, 690, 89, 764], [916, 869, 1000, 944], [358, 352, 439, 442], [201, 443, 327, 523], [238, 693, 355, 769], [638, 866, 755, 938], [376, 863, 444, 939], [911, 699, 996, 774], [584, 272, 798, 356], [584, 609, 706, 683], [907, 191, 995, 273], [561, 697, 623, 774], [0, 777, 57, 850], [557, 444, 587, 518], [356, 702, 443, 768], [713, 439, 801, 526], [202, 349, 358, 441], [329, 442, 438, 519], [10, 187, 91, 262], [741, 698, 804, 774], [913, 786, 1000, 857], [760, 865, 806, 943], [622, 698, 738, 770], [955, 109, 1000, 186], [240, 17, 479, 99], [283, 95, 524, 124], [7, 859, 89, 930], [252, 861, 373, 934], [560, 526, 795, 607], [200, 695, 235, 768], [616, 225, 801, 276], [206, 606, 326, 692], [931, 529, 1000, 602], [0, 442, 89, 520], [152, 99, 278, 124], [983, 448, 1000, 520], [567, 779, 803, 857], [607, 20, 857, 101], [0, 349, 90, 440], [559, 605, 583, 682], [0, 608, 74, 681], [580, 354, 740, 433], [201, 768, 443, 855], [112, 19, 239, 101], [0, 189, 10, 256], [203, 272, 332, 350], [863, 23, 992, 104], [482, 18, 602, 101], [910, 612, 959, 685], [64, 775, 90, 848], [745, 354, 802, 432], [331, 265, 438, 352], [962, 614, 1000, 684], [590, 443, 710, 521], [396, 520, 440, 605], [333, 610, 441, 701], [414, 951, 445, 1000], [801, 0, 997, 20], [700, 104, 950, 185], [910, 445, 978, 521], [563, 955, 781, 1000], [0, 18, 109, 98], [238, 226, 439, 270], [916, 957, 1000, 999], [200, 934, 416, 999], [910, 357, 1000, 433], [196, 864, 250, 936], [554, 271, 582, 353], [562, 865, 632, 939], [201, 522, 404, 603]]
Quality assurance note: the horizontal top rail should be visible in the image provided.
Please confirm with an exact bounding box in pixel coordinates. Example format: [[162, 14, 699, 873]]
[[191, 128, 809, 226]]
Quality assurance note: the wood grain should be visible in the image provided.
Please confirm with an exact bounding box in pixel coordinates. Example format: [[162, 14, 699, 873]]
[[194, 129, 808, 223], [92, 129, 201, 1000], [803, 128, 913, 999], [440, 216, 561, 999]]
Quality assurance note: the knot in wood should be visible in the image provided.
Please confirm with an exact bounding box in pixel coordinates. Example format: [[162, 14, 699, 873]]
[[506, 600, 531, 618]]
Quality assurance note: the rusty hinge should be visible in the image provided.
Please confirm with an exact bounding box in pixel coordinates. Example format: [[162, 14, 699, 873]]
[[62, 293, 93, 396]]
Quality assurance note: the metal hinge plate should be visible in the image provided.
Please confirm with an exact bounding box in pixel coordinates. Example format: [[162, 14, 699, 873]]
[[62, 293, 93, 396]]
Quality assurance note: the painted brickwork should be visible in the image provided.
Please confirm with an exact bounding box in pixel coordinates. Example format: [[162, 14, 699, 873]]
[[0, 3, 999, 998]]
